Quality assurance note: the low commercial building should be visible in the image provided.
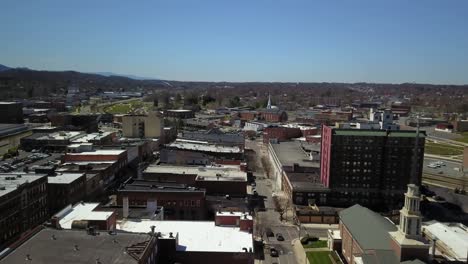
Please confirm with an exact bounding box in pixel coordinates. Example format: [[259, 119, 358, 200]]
[[423, 222, 468, 262], [0, 228, 158, 264], [51, 202, 116, 231], [179, 129, 245, 149], [243, 121, 267, 132], [164, 109, 195, 119], [166, 139, 244, 160], [117, 216, 254, 264], [143, 165, 248, 195], [47, 173, 86, 215], [267, 140, 323, 205], [118, 179, 206, 220], [57, 161, 126, 199], [263, 126, 302, 144], [0, 174, 48, 250], [63, 149, 127, 164], [0, 124, 32, 155], [20, 131, 85, 152], [48, 113, 101, 133]]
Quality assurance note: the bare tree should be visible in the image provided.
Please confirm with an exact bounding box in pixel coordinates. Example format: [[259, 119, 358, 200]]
[[261, 156, 272, 178]]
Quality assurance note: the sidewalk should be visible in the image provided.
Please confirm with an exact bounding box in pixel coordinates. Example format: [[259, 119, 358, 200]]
[[291, 239, 310, 264], [301, 223, 339, 229]]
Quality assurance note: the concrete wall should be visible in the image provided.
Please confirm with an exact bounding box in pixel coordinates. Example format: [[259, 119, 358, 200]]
[[0, 130, 32, 155]]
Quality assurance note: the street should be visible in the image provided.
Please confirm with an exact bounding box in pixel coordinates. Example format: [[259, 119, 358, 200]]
[[246, 138, 336, 264]]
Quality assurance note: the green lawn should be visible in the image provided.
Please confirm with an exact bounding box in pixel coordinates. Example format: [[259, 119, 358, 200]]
[[425, 142, 463, 156], [104, 100, 150, 114], [306, 251, 332, 264], [454, 132, 468, 144], [303, 240, 328, 248]]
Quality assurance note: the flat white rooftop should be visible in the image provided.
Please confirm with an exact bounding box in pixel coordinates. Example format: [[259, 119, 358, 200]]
[[48, 173, 84, 184], [424, 222, 468, 261], [144, 165, 247, 181], [57, 203, 113, 229], [117, 219, 253, 253], [169, 139, 242, 153], [66, 149, 125, 156], [0, 174, 46, 197]]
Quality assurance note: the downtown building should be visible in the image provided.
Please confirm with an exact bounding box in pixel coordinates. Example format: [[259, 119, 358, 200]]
[[320, 126, 425, 211]]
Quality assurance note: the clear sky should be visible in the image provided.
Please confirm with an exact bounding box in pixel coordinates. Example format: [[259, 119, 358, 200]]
[[1, 0, 468, 84]]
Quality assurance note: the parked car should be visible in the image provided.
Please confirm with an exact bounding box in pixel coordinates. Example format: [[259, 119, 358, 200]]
[[270, 248, 279, 257], [276, 233, 285, 241], [266, 228, 274, 237]]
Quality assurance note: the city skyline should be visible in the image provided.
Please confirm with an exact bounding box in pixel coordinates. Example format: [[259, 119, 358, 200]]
[[2, 0, 468, 84]]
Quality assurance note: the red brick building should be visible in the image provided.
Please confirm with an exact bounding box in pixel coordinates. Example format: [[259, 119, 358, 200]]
[[118, 179, 207, 220], [239, 111, 258, 121], [335, 187, 429, 264], [263, 126, 302, 144], [259, 109, 288, 123], [0, 174, 48, 251], [142, 165, 248, 196]]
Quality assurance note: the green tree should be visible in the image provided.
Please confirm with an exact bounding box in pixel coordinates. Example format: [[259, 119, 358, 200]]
[[229, 96, 241, 107], [175, 93, 182, 105]]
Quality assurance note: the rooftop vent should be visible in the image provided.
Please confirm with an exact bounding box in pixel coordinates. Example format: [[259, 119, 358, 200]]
[[25, 254, 32, 261]]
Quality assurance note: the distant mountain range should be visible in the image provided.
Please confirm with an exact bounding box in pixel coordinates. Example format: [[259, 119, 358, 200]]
[[0, 64, 11, 72], [93, 72, 158, 80], [0, 64, 169, 99], [0, 64, 157, 81]]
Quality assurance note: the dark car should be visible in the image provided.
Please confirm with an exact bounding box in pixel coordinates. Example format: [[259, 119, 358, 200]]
[[276, 233, 285, 241], [270, 248, 279, 257], [266, 228, 274, 237]]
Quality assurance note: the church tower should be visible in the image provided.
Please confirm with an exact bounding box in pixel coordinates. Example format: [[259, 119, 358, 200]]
[[398, 184, 423, 238], [267, 94, 272, 109], [389, 114, 429, 262]]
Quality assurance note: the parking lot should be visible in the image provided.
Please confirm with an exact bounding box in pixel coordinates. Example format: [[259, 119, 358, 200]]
[[0, 151, 62, 173]]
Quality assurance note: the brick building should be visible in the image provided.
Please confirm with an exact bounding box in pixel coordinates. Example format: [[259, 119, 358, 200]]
[[118, 216, 254, 264], [20, 131, 84, 152], [47, 173, 86, 215], [0, 102, 23, 124], [239, 111, 258, 121], [258, 109, 288, 123], [263, 126, 302, 144], [0, 228, 158, 264], [332, 185, 429, 264], [0, 174, 48, 250], [118, 179, 206, 220], [143, 165, 248, 196], [320, 126, 425, 210]]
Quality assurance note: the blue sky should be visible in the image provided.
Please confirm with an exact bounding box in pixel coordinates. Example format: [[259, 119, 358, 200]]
[[1, 0, 468, 84]]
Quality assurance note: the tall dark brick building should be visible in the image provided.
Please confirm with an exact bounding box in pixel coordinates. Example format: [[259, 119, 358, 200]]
[[0, 102, 23, 124], [320, 126, 425, 210], [0, 174, 48, 250]]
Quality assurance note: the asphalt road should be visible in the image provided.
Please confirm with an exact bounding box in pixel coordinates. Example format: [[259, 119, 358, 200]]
[[423, 157, 464, 178]]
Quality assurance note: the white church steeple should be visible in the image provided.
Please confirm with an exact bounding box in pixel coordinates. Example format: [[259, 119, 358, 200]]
[[267, 93, 272, 109]]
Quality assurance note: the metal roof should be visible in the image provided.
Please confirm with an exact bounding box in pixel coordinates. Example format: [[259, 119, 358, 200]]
[[339, 204, 398, 251]]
